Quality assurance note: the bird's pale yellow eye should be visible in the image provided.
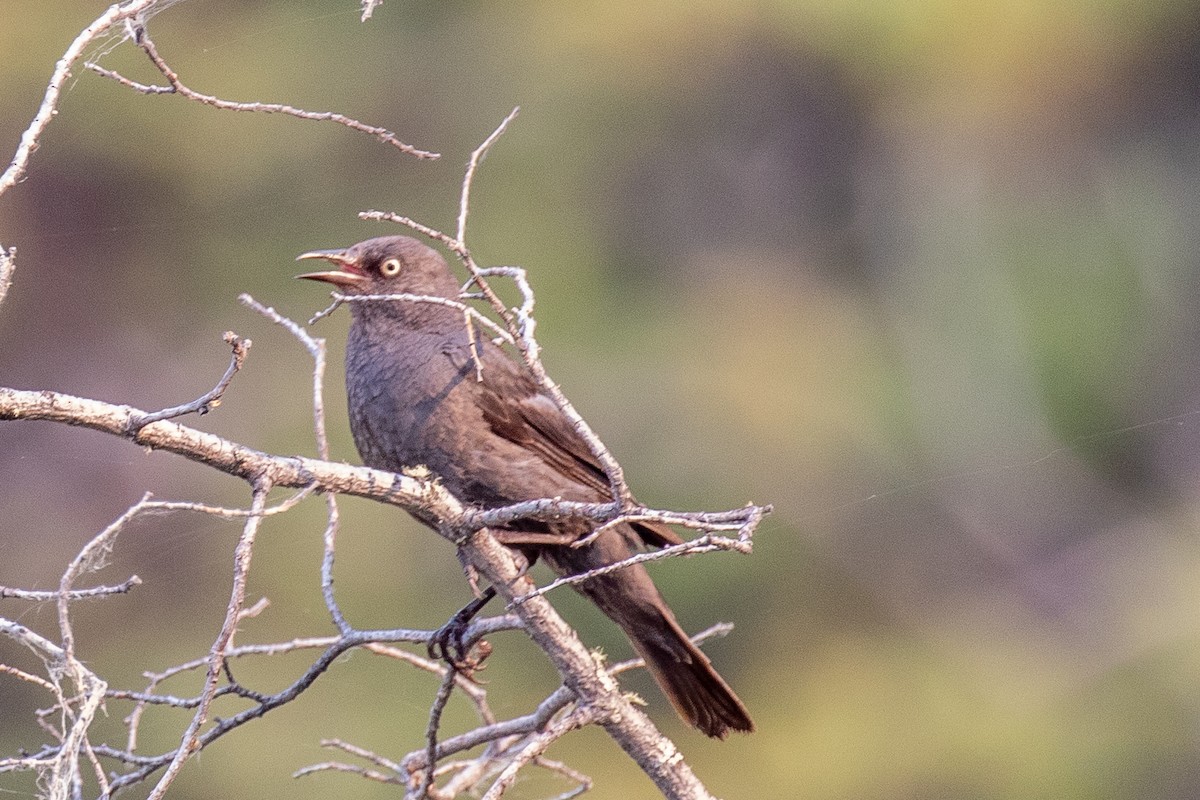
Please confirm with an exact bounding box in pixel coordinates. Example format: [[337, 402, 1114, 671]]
[[380, 257, 402, 276]]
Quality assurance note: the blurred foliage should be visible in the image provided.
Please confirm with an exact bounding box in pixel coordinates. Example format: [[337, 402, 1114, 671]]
[[5, 0, 1200, 798]]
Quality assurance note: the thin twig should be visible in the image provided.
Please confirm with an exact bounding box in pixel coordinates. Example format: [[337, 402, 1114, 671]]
[[457, 107, 520, 245], [146, 481, 271, 800], [319, 739, 401, 773], [1, 577, 141, 601], [103, 614, 523, 793], [480, 708, 595, 800], [295, 760, 401, 784], [127, 332, 250, 432], [0, 664, 57, 693], [239, 295, 331, 458], [318, 291, 516, 345], [531, 755, 593, 800], [509, 534, 751, 607], [0, 0, 162, 199], [395, 624, 733, 793], [86, 25, 438, 160], [0, 38, 766, 790], [402, 686, 575, 773], [360, 0, 386, 23], [359, 210, 461, 252], [462, 496, 766, 534], [239, 294, 350, 632], [417, 667, 460, 799]]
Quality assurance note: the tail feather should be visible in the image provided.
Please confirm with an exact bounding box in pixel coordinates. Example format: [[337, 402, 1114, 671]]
[[632, 614, 755, 739], [564, 561, 754, 738]]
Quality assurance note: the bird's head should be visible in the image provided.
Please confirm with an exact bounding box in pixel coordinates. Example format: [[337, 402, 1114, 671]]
[[296, 235, 459, 298]]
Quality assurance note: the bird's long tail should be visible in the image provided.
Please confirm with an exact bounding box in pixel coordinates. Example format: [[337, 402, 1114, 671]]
[[572, 566, 754, 738]]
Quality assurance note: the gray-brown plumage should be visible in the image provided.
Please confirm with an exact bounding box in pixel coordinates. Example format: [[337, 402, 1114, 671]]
[[298, 235, 753, 738]]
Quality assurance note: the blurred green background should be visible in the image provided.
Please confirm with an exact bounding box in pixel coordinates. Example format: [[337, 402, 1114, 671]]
[[5, 0, 1200, 797]]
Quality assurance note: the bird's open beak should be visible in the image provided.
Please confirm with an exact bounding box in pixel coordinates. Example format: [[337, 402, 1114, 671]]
[[295, 248, 368, 288]]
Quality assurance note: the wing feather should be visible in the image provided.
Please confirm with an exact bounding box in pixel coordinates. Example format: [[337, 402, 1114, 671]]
[[446, 342, 682, 549]]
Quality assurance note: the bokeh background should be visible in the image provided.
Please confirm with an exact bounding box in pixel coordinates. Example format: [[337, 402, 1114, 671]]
[[5, 1, 1200, 797]]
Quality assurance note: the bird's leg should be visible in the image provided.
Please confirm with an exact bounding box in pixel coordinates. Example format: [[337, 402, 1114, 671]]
[[427, 585, 497, 675]]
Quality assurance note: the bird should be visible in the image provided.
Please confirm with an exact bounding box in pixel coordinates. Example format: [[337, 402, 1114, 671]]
[[297, 235, 753, 738]]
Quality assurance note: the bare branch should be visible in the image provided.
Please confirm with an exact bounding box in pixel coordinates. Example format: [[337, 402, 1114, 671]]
[[509, 534, 753, 607], [455, 532, 721, 800], [458, 107, 520, 244], [359, 209, 462, 253], [239, 295, 331, 458], [530, 756, 593, 800], [294, 758, 401, 785], [0, 577, 141, 601], [481, 707, 594, 800], [313, 291, 516, 345], [146, 482, 271, 800], [0, 0, 163, 200], [86, 26, 438, 160], [461, 496, 766, 536], [393, 623, 736, 797], [2, 379, 745, 797], [294, 734, 403, 786], [0, 387, 445, 519], [0, 618, 66, 669], [238, 294, 353, 634], [2, 9, 765, 796], [416, 668, 460, 799], [100, 614, 524, 792], [403, 685, 574, 773], [317, 738, 401, 774], [127, 332, 250, 431]]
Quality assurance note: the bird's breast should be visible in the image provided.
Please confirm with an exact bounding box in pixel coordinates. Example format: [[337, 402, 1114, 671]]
[[344, 325, 474, 477]]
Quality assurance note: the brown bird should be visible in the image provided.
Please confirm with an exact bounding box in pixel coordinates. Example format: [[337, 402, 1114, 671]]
[[298, 235, 753, 738]]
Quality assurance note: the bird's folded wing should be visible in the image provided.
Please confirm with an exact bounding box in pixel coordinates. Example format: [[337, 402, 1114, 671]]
[[447, 342, 683, 549]]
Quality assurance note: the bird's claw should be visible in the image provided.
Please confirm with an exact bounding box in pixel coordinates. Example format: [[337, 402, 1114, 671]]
[[426, 587, 497, 679], [427, 611, 490, 679]]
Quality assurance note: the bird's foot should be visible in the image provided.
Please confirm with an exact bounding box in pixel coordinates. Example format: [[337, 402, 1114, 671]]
[[427, 587, 496, 679]]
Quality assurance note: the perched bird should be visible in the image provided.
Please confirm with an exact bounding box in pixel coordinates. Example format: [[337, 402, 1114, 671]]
[[298, 235, 753, 738]]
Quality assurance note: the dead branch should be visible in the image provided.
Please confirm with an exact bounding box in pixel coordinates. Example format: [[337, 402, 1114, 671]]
[[0, 578, 142, 601], [238, 294, 351, 631], [0, 0, 163, 201], [128, 332, 250, 431], [144, 484, 270, 800], [0, 386, 442, 515], [86, 24, 439, 160]]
